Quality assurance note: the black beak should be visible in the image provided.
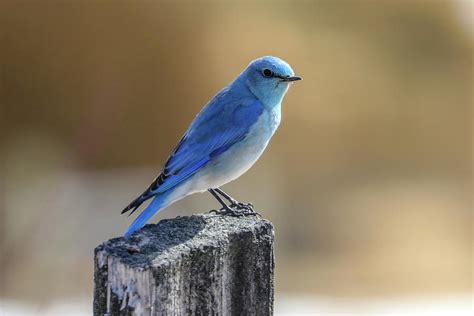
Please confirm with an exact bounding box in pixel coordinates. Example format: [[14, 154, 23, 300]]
[[282, 76, 302, 82]]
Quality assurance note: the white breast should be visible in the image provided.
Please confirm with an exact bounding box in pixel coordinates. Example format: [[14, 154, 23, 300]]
[[165, 105, 281, 205]]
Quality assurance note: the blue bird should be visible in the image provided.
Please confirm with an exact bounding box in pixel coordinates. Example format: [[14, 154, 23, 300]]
[[122, 56, 301, 238]]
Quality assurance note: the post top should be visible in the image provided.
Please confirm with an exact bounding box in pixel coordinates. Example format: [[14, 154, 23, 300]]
[[95, 213, 274, 269]]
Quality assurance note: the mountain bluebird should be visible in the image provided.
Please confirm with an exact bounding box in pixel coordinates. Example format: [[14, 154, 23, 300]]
[[122, 56, 301, 237]]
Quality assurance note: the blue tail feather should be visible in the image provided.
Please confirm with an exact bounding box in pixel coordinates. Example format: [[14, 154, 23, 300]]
[[124, 192, 170, 238]]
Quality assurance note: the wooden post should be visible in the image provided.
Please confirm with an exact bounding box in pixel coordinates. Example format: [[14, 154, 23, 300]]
[[93, 213, 275, 315]]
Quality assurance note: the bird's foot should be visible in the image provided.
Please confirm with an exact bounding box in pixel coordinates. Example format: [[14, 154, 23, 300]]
[[209, 202, 260, 217], [230, 202, 260, 215], [209, 207, 246, 217]]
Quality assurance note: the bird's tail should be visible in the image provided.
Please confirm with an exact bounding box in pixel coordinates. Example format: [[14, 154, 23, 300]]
[[124, 191, 172, 238]]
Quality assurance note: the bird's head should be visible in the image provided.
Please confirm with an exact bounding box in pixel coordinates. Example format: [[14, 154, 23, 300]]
[[242, 56, 301, 106]]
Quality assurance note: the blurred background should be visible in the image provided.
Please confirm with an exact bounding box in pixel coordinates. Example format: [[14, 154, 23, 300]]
[[1, 0, 472, 315]]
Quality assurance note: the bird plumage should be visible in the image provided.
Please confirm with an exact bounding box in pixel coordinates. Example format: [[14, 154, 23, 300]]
[[122, 56, 300, 237]]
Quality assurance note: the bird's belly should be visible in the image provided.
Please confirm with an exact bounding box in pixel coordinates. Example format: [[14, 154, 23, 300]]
[[205, 133, 269, 187]]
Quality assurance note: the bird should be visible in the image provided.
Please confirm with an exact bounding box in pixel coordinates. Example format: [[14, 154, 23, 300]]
[[122, 56, 301, 238]]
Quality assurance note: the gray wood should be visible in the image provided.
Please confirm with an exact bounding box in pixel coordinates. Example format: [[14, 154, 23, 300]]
[[93, 213, 275, 316]]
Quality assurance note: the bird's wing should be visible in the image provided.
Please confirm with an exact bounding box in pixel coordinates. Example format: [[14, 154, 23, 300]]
[[121, 92, 264, 215]]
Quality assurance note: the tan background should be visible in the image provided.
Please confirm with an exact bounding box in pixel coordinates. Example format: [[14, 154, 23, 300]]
[[1, 0, 472, 312]]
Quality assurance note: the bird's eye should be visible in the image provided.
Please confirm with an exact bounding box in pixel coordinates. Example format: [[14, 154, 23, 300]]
[[262, 69, 273, 77]]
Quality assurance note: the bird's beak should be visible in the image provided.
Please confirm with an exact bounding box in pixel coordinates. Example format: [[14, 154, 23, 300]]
[[282, 76, 302, 82]]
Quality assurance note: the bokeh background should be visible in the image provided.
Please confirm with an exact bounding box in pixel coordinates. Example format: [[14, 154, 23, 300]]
[[1, 0, 472, 314]]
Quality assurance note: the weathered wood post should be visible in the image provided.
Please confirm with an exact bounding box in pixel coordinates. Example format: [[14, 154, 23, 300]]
[[93, 213, 275, 315]]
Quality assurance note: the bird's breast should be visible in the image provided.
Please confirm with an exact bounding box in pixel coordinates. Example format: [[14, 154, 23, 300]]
[[189, 106, 281, 191]]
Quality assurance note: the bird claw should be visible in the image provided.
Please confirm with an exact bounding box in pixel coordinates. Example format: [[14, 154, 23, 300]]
[[209, 207, 244, 217], [231, 201, 254, 210], [209, 202, 260, 217]]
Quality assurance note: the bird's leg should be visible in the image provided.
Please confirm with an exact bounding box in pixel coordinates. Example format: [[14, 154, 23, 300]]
[[208, 189, 244, 217], [214, 188, 259, 216], [213, 188, 239, 205]]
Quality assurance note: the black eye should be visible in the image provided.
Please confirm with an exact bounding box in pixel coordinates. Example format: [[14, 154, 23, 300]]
[[262, 68, 273, 77]]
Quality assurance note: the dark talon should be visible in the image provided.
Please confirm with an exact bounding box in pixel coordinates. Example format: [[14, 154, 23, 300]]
[[210, 207, 245, 217], [230, 202, 255, 212], [217, 204, 261, 217]]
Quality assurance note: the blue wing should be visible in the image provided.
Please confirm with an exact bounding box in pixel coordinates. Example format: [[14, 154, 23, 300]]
[[121, 88, 264, 215]]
